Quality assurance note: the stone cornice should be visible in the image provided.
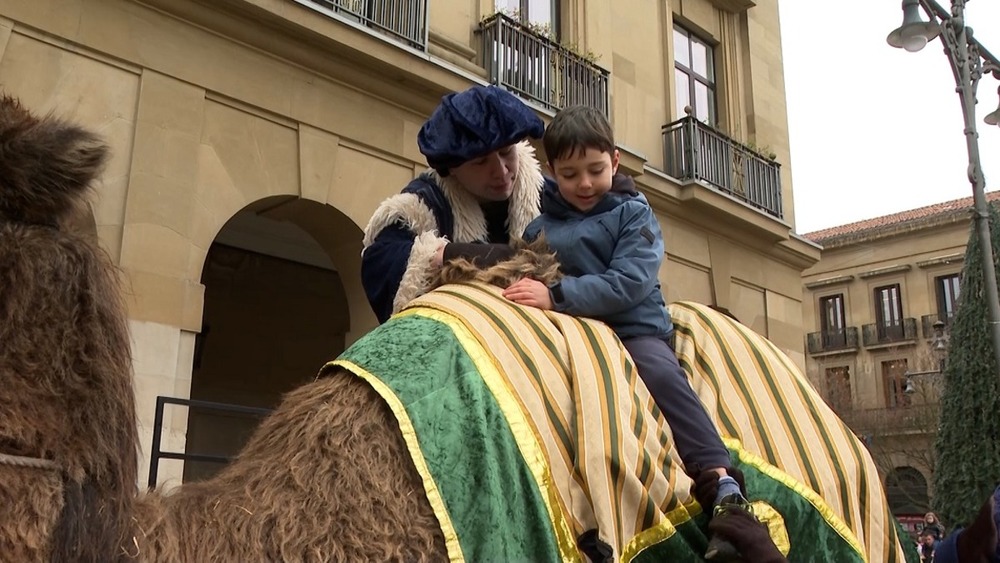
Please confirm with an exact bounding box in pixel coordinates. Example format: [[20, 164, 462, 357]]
[[710, 0, 756, 13], [804, 275, 855, 290], [916, 253, 964, 268], [134, 0, 483, 116], [858, 264, 912, 280]]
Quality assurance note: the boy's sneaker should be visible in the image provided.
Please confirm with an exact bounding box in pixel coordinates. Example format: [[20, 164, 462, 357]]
[[705, 492, 756, 562]]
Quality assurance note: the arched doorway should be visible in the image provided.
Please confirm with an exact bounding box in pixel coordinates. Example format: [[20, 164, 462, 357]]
[[885, 466, 931, 515], [183, 196, 361, 481]]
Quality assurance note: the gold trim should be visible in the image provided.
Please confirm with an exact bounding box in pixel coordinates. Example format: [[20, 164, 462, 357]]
[[620, 502, 699, 562], [751, 501, 791, 556], [722, 437, 867, 562], [328, 359, 465, 563], [398, 307, 583, 563]]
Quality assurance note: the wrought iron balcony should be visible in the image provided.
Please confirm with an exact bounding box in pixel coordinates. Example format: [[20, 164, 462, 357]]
[[299, 0, 428, 49], [479, 13, 609, 115], [838, 403, 940, 437], [806, 327, 859, 355], [662, 117, 783, 219], [921, 313, 953, 338], [862, 318, 918, 347]]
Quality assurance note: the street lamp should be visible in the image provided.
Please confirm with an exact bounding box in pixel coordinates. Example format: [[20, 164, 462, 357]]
[[888, 0, 1000, 386], [887, 0, 940, 52], [903, 321, 949, 395]]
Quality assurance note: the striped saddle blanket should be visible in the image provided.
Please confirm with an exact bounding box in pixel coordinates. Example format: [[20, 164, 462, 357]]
[[330, 283, 911, 562]]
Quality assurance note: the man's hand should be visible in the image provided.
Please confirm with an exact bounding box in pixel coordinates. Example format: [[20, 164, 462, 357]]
[[503, 278, 553, 310], [431, 241, 447, 268], [708, 506, 787, 563]]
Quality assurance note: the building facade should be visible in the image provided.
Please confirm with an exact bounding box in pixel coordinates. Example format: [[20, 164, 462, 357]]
[[801, 192, 1000, 524], [0, 0, 818, 485]]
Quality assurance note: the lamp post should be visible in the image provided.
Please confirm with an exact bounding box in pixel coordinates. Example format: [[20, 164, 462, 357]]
[[888, 0, 1000, 386], [903, 321, 949, 395]]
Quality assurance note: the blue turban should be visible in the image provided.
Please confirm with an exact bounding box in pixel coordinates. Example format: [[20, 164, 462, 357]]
[[418, 85, 544, 176]]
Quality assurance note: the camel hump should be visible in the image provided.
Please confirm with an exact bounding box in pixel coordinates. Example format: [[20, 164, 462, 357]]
[[0, 95, 108, 226]]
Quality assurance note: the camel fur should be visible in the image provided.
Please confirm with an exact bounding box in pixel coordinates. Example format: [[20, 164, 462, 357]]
[[434, 235, 562, 289], [0, 96, 137, 562], [2, 94, 568, 562]]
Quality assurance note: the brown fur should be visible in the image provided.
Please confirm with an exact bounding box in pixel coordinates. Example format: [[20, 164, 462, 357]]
[[0, 96, 137, 562], [0, 96, 108, 226], [434, 236, 563, 289], [0, 95, 548, 561], [0, 465, 64, 562], [131, 372, 446, 561]]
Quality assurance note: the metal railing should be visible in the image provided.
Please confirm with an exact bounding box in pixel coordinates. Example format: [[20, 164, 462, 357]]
[[862, 318, 918, 347], [921, 313, 954, 338], [839, 403, 940, 436], [662, 117, 783, 219], [806, 327, 859, 355], [299, 0, 428, 50], [479, 13, 609, 115], [147, 396, 273, 488]]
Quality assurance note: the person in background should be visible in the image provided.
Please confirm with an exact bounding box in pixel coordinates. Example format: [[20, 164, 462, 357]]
[[920, 530, 938, 562], [361, 85, 546, 322], [924, 512, 948, 543]]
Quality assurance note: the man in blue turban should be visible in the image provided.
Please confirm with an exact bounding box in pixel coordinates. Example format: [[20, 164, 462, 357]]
[[361, 85, 547, 322]]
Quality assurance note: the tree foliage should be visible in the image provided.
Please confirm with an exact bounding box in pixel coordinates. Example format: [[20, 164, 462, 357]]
[[932, 205, 1000, 529]]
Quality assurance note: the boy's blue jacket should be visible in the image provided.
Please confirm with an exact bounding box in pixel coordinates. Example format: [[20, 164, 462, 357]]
[[523, 173, 674, 339]]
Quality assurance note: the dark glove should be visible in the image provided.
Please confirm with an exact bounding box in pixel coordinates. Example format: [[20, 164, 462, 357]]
[[707, 506, 787, 563], [690, 466, 747, 510], [956, 485, 999, 563]]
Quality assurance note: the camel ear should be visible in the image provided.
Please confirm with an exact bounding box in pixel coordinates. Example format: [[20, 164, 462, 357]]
[[0, 95, 108, 226]]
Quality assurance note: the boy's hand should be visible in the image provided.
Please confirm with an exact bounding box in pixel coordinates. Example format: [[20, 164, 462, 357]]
[[503, 278, 553, 310]]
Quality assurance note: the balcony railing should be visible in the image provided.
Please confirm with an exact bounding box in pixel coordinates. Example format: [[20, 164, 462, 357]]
[[299, 0, 428, 49], [921, 313, 954, 338], [839, 403, 940, 437], [479, 13, 609, 115], [148, 396, 273, 487], [806, 327, 859, 355], [862, 318, 918, 347], [662, 117, 783, 219]]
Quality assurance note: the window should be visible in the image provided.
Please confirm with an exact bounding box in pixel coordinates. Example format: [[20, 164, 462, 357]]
[[882, 358, 910, 409], [874, 284, 904, 340], [496, 0, 558, 37], [819, 294, 847, 348], [935, 273, 961, 323], [673, 25, 716, 125], [824, 366, 852, 413]]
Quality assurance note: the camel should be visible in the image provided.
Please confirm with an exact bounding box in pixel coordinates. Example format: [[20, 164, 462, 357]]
[[0, 95, 914, 562], [0, 94, 447, 562]]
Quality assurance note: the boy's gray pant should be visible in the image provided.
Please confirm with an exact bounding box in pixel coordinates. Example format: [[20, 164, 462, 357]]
[[621, 334, 731, 472]]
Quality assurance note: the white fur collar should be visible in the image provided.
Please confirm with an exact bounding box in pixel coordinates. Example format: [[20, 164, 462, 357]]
[[362, 140, 543, 249], [432, 140, 543, 243]]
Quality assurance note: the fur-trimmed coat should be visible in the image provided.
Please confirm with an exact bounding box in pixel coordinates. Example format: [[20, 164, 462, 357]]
[[362, 141, 544, 322]]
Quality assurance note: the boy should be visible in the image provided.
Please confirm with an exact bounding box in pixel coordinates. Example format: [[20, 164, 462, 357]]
[[503, 105, 752, 561], [919, 531, 937, 562]]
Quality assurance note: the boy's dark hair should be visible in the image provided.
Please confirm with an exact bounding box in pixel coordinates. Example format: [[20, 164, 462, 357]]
[[543, 105, 615, 165]]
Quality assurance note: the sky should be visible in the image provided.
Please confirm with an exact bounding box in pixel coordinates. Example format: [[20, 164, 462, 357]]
[[779, 1, 1000, 235]]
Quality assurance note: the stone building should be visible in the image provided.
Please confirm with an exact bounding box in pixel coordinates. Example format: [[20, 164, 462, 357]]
[[801, 191, 1000, 524], [0, 0, 818, 485]]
